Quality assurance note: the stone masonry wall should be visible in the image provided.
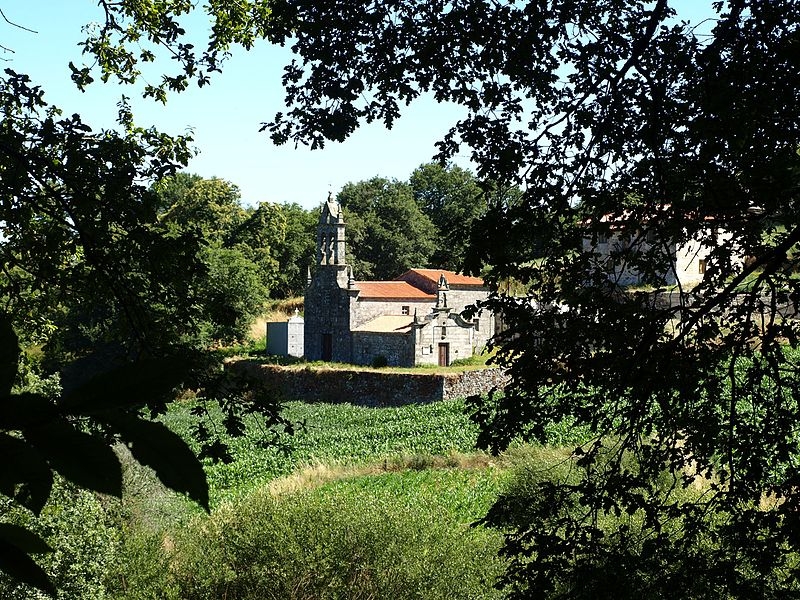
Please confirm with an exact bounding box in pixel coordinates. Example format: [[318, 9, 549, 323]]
[[351, 331, 414, 367], [441, 367, 510, 399], [230, 360, 508, 407]]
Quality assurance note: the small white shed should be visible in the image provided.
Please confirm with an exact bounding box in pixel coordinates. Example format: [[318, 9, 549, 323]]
[[266, 313, 304, 358]]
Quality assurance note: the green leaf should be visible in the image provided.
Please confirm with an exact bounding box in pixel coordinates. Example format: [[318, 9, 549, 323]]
[[60, 356, 193, 415], [24, 419, 122, 498], [0, 523, 52, 553], [0, 526, 55, 597], [0, 393, 58, 430], [103, 412, 209, 511], [0, 312, 19, 397], [0, 433, 53, 515]]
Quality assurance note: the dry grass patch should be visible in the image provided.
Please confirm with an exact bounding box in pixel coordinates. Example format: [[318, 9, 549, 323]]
[[264, 451, 506, 497], [249, 297, 305, 341]]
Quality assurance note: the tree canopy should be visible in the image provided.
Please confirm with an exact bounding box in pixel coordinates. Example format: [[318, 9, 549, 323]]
[[409, 162, 485, 272], [0, 71, 201, 592], [270, 202, 317, 298], [337, 163, 522, 278], [337, 177, 436, 280], [0, 72, 290, 595], [154, 173, 286, 342]]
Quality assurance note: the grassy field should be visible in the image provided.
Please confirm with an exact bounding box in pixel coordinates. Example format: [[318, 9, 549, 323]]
[[109, 398, 520, 599], [0, 395, 590, 599]]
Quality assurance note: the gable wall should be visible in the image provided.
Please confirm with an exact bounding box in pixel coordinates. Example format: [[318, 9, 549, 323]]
[[412, 315, 477, 365], [351, 298, 434, 330]]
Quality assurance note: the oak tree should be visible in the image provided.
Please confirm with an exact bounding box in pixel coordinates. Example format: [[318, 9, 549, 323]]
[[337, 177, 436, 280], [410, 162, 484, 272], [155, 174, 284, 342]]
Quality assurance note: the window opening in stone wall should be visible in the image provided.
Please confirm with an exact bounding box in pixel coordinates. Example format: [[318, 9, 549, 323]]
[[401, 305, 410, 315], [474, 319, 480, 331], [698, 259, 707, 274]]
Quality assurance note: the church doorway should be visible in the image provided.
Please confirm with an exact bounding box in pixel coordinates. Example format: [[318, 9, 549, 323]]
[[438, 343, 450, 367], [322, 333, 332, 361]]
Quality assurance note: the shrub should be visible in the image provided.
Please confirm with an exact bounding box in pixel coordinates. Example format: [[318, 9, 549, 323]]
[[166, 469, 506, 600], [104, 526, 178, 600], [0, 479, 120, 600], [482, 444, 743, 599], [450, 348, 494, 368]]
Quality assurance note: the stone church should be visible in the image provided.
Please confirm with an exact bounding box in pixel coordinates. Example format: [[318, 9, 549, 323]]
[[304, 198, 494, 367]]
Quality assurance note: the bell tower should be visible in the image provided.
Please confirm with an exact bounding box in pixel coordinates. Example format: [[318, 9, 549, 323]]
[[305, 193, 352, 362], [317, 193, 346, 266]]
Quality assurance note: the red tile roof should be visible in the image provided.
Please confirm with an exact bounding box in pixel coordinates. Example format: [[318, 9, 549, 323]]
[[397, 269, 486, 287], [355, 281, 436, 300]]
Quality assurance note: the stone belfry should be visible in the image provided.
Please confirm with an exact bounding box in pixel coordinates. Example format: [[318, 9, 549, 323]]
[[305, 192, 353, 362], [317, 192, 346, 266]]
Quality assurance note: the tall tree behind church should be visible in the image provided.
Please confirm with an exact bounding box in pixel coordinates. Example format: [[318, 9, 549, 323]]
[[337, 177, 436, 280], [409, 163, 484, 272], [154, 174, 284, 342]]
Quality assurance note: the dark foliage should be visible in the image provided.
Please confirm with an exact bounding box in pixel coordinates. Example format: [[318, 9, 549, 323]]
[[0, 70, 292, 594], [271, 202, 317, 298], [410, 162, 485, 272]]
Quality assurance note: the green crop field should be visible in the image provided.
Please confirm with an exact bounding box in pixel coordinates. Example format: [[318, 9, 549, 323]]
[[160, 398, 488, 505], [1, 396, 591, 599], [109, 398, 524, 599]]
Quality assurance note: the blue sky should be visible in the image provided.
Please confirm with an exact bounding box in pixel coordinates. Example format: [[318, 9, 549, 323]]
[[2, 1, 715, 209]]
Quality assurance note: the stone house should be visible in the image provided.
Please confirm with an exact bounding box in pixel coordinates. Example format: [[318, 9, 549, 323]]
[[303, 198, 494, 367], [582, 212, 742, 287]]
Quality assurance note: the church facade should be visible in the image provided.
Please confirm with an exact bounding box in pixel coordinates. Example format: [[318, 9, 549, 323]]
[[303, 199, 494, 367]]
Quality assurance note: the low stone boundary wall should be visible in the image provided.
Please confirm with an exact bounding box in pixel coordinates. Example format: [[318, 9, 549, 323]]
[[229, 360, 509, 407], [442, 368, 510, 401]]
